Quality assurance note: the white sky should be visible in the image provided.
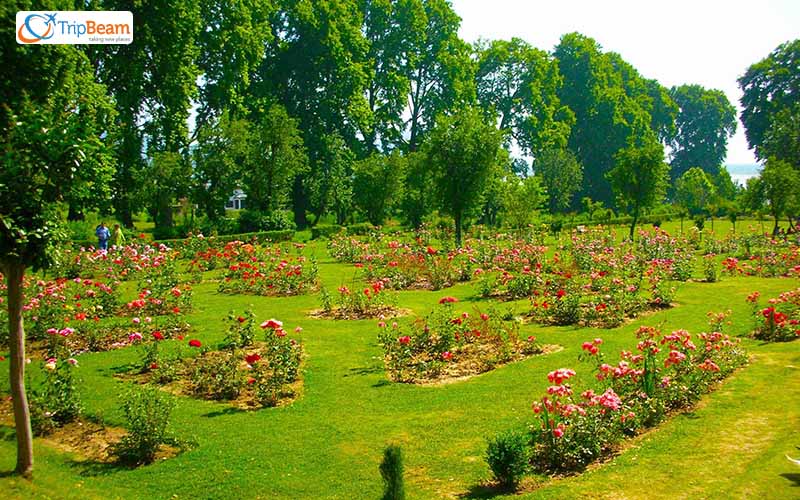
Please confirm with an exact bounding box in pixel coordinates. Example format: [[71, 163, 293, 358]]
[[452, 0, 800, 165]]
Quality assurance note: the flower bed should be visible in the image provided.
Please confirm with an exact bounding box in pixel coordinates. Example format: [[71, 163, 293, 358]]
[[314, 279, 403, 319], [216, 242, 318, 296], [746, 288, 800, 341], [377, 298, 554, 383], [491, 322, 747, 476]]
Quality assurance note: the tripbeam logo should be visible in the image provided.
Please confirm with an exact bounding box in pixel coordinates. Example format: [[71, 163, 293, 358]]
[[16, 11, 133, 44]]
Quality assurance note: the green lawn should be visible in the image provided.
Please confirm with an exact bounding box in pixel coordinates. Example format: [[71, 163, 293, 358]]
[[1, 239, 799, 499]]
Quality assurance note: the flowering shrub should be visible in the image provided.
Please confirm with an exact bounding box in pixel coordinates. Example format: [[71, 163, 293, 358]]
[[720, 238, 800, 278], [378, 300, 544, 383], [218, 243, 318, 296], [318, 280, 398, 319], [29, 357, 82, 435], [515, 325, 747, 474], [114, 384, 178, 464], [747, 288, 800, 341]]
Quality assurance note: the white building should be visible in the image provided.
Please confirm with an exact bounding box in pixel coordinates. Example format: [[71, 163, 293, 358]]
[[225, 189, 247, 210]]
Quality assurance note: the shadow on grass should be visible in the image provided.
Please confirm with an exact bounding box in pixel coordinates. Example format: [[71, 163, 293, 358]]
[[781, 473, 800, 487], [0, 425, 17, 442], [459, 481, 517, 499], [372, 379, 392, 388], [67, 458, 134, 477], [202, 406, 246, 418], [345, 365, 384, 377]]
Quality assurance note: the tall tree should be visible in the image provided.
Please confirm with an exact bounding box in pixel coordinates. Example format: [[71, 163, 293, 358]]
[[554, 33, 669, 206], [99, 0, 202, 227], [675, 167, 717, 216], [1, 14, 116, 474], [400, 151, 433, 228], [426, 107, 504, 246], [760, 104, 800, 170], [475, 38, 573, 158], [360, 0, 425, 152], [193, 112, 251, 221], [257, 0, 370, 226], [309, 133, 355, 225], [746, 159, 800, 235], [404, 0, 475, 152], [244, 104, 308, 213], [668, 84, 737, 181], [533, 148, 582, 213], [502, 175, 548, 229], [353, 152, 406, 225], [606, 135, 669, 239], [739, 39, 800, 163]]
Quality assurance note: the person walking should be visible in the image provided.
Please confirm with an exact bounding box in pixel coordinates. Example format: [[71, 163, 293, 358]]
[[95, 222, 111, 251], [110, 223, 126, 248]]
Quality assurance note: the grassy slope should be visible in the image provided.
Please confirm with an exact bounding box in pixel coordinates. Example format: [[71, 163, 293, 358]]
[[0, 236, 799, 499]]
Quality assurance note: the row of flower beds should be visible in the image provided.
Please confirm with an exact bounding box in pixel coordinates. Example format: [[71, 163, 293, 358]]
[[377, 297, 555, 383], [486, 320, 748, 487], [747, 288, 800, 341]]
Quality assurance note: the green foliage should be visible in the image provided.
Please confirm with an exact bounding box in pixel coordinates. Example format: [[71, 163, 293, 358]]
[[502, 176, 547, 229], [534, 149, 583, 213], [607, 137, 669, 238], [237, 210, 297, 233], [353, 152, 405, 225], [475, 37, 573, 157], [115, 385, 177, 465], [426, 107, 505, 246], [190, 351, 245, 400], [668, 84, 737, 181], [738, 39, 800, 162], [485, 430, 530, 488], [400, 151, 433, 228], [748, 158, 800, 234], [379, 444, 405, 500], [675, 167, 717, 216], [29, 359, 82, 435]]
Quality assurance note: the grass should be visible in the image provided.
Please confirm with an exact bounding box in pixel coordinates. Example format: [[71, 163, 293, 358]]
[[1, 230, 799, 499]]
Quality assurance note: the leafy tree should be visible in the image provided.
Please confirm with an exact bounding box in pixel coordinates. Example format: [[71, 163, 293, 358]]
[[533, 149, 583, 213], [675, 167, 717, 217], [739, 40, 800, 162], [309, 133, 355, 225], [555, 33, 670, 206], [745, 159, 800, 235], [714, 168, 738, 202], [244, 104, 308, 213], [668, 84, 737, 181], [606, 136, 669, 238], [426, 107, 505, 246], [196, 0, 274, 122], [475, 38, 573, 157], [503, 176, 548, 229], [760, 104, 800, 170], [360, 0, 425, 152], [142, 152, 191, 234], [1, 25, 116, 475], [404, 0, 475, 152], [400, 151, 433, 228], [353, 152, 406, 225], [99, 0, 202, 227], [193, 112, 251, 221]]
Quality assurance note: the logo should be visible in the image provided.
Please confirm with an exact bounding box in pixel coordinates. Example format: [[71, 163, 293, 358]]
[[17, 12, 57, 43], [16, 11, 133, 45]]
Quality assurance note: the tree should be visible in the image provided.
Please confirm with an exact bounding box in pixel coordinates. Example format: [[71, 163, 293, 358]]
[[554, 33, 672, 206], [747, 159, 800, 235], [426, 107, 505, 247], [760, 104, 800, 170], [606, 136, 669, 239], [193, 112, 251, 221], [668, 84, 737, 181], [141, 152, 191, 234], [360, 0, 426, 152], [1, 29, 115, 475], [739, 40, 800, 162], [309, 133, 355, 226], [533, 149, 582, 213], [675, 167, 717, 217], [502, 175, 548, 229], [244, 104, 308, 213], [99, 0, 202, 228], [404, 0, 475, 152], [475, 38, 573, 158], [400, 151, 433, 228], [353, 152, 406, 225]]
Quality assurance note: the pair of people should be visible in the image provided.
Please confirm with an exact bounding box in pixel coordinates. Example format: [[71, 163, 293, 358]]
[[95, 222, 125, 250]]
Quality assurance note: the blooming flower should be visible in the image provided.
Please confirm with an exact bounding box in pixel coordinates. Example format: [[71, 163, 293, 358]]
[[152, 331, 165, 341], [188, 339, 202, 348], [398, 335, 411, 345], [44, 358, 57, 371], [128, 332, 143, 343], [295, 326, 303, 333], [261, 319, 283, 329], [442, 351, 453, 360], [547, 368, 576, 385], [438, 296, 458, 304], [245, 354, 261, 365]]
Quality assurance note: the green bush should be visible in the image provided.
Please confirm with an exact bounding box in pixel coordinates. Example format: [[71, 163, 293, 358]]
[[238, 209, 296, 233], [347, 222, 377, 235], [379, 444, 405, 500], [114, 385, 177, 464], [311, 224, 345, 240], [486, 430, 530, 488], [29, 359, 82, 435]]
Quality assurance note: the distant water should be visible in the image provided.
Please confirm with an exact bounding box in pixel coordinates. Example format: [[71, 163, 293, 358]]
[[725, 163, 761, 186]]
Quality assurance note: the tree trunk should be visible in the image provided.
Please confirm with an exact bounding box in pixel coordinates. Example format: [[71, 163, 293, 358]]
[[6, 263, 33, 478], [629, 209, 639, 240], [67, 203, 84, 221], [292, 176, 308, 229], [454, 211, 462, 248]]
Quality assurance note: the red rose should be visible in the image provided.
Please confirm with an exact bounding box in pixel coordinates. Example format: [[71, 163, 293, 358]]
[[188, 339, 202, 348]]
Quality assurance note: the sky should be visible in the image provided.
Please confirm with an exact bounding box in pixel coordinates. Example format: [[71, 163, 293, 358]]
[[451, 0, 800, 166]]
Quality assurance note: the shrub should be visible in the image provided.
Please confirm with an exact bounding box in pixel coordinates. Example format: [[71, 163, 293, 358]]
[[115, 385, 177, 464], [486, 430, 529, 488], [29, 358, 82, 435], [189, 351, 245, 400], [238, 209, 296, 233], [379, 444, 405, 500], [221, 310, 257, 349], [312, 224, 345, 240]]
